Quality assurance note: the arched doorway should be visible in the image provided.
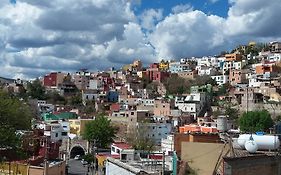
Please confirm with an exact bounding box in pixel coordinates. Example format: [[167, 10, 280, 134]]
[[70, 146, 85, 158]]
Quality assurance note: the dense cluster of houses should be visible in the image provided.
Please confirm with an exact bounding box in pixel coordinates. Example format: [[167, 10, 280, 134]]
[[2, 41, 281, 174]]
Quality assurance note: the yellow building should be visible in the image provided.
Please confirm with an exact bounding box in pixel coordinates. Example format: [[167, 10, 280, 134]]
[[269, 92, 281, 102], [69, 119, 95, 136], [159, 60, 169, 70], [0, 162, 29, 175]]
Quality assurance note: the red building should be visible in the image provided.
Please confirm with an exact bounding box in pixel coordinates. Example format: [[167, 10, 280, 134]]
[[110, 103, 120, 112], [43, 72, 65, 88], [146, 68, 170, 82], [43, 72, 57, 87], [150, 63, 159, 69]]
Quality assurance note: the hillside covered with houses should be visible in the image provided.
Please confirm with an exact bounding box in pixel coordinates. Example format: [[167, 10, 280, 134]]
[[2, 41, 281, 175]]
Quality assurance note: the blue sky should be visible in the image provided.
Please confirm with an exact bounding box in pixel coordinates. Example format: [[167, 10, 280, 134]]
[[0, 0, 281, 79], [135, 0, 230, 17]]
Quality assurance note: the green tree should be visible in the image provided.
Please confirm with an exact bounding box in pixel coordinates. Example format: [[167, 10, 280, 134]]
[[26, 78, 46, 100], [193, 75, 217, 86], [68, 93, 83, 106], [0, 90, 32, 160], [225, 106, 239, 120], [239, 110, 274, 132], [163, 74, 191, 95], [46, 91, 66, 104], [82, 115, 117, 148]]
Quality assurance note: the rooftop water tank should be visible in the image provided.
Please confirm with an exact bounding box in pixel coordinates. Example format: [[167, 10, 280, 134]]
[[245, 140, 258, 153], [180, 58, 186, 64], [217, 116, 227, 132], [237, 134, 280, 150]]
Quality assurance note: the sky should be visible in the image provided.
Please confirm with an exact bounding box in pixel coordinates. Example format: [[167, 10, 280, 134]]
[[0, 0, 281, 79]]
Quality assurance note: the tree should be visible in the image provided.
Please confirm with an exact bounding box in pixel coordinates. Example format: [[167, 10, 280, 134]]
[[0, 90, 32, 160], [193, 75, 217, 86], [68, 93, 82, 106], [163, 74, 191, 95], [239, 110, 274, 133], [46, 91, 66, 105], [26, 78, 46, 100], [82, 115, 117, 148], [225, 106, 239, 120], [126, 126, 155, 152]]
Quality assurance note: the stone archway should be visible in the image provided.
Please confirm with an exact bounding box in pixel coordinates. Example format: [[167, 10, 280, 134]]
[[70, 145, 86, 158]]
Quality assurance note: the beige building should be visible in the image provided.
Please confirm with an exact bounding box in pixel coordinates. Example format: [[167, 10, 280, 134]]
[[153, 100, 172, 116], [177, 70, 196, 79], [181, 142, 228, 175], [0, 161, 66, 175], [69, 119, 95, 136]]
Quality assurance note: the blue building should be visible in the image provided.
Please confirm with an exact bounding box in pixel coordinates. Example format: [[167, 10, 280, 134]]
[[107, 90, 119, 102]]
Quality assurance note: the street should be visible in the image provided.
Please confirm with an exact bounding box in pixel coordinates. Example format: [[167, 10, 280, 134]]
[[68, 159, 88, 175]]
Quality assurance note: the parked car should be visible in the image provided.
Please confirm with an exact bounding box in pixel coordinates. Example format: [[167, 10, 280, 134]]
[[81, 159, 88, 166], [74, 155, 81, 160]]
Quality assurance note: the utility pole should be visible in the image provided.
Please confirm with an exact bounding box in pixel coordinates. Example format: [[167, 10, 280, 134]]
[[162, 151, 165, 175], [92, 139, 96, 175], [44, 136, 49, 175]]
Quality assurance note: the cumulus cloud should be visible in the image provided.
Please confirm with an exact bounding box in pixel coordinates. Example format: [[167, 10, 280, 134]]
[[0, 0, 281, 79], [140, 9, 163, 31], [150, 11, 225, 59], [171, 4, 193, 14]]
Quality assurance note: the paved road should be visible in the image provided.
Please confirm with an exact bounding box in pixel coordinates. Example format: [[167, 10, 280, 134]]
[[68, 159, 89, 175]]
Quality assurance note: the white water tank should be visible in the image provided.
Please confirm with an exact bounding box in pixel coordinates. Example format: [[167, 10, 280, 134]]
[[245, 140, 258, 153], [217, 116, 227, 132], [237, 134, 280, 150], [180, 58, 186, 64]]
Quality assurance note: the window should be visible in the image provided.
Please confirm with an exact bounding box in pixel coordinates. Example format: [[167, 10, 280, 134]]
[[117, 149, 120, 154], [131, 112, 134, 115], [62, 132, 67, 136], [55, 133, 58, 137], [112, 147, 116, 152]]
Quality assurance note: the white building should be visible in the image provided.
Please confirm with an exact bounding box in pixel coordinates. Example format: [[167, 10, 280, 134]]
[[161, 135, 174, 155], [211, 74, 229, 85], [111, 142, 132, 156], [44, 123, 68, 142], [89, 79, 103, 90], [268, 53, 281, 62], [197, 66, 217, 76], [197, 56, 222, 68], [175, 93, 206, 119]]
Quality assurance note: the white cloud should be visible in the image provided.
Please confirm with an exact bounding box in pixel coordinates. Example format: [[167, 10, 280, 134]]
[[0, 0, 281, 79], [150, 11, 225, 59], [140, 9, 163, 31], [171, 4, 193, 14]]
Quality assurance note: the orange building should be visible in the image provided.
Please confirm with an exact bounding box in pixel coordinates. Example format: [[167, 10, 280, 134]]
[[225, 53, 242, 62], [255, 61, 281, 74], [179, 124, 218, 134], [229, 69, 247, 86]]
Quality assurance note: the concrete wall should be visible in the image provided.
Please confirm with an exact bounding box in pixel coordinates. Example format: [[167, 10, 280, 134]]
[[224, 155, 281, 175], [106, 159, 137, 175], [181, 142, 228, 175]]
